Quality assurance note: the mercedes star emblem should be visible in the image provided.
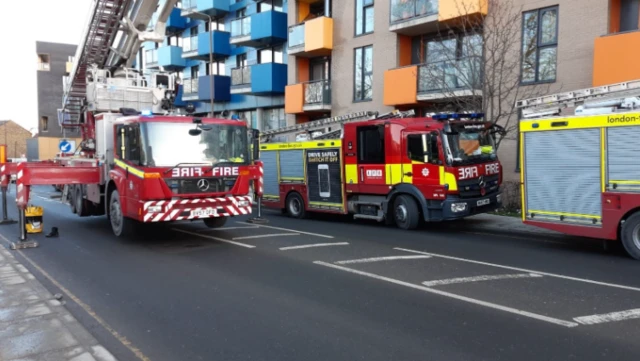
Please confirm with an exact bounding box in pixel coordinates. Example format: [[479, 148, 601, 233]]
[[478, 176, 485, 188], [197, 179, 210, 192]]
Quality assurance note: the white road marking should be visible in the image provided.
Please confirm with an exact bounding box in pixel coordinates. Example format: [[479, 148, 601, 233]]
[[235, 221, 334, 239], [197, 226, 260, 232], [394, 248, 640, 292], [314, 261, 579, 328], [232, 233, 300, 240], [171, 228, 255, 248], [335, 255, 432, 265], [422, 273, 543, 287], [573, 308, 640, 325], [280, 242, 350, 251]]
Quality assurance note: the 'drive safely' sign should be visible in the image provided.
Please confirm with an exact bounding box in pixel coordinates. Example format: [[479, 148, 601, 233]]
[[170, 167, 239, 177]]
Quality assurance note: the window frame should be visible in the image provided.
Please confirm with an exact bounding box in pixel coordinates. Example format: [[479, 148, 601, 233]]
[[37, 53, 50, 71], [355, 0, 374, 37], [520, 5, 559, 85], [353, 45, 373, 102]]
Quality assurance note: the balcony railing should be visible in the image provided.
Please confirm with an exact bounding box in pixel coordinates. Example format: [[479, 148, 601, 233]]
[[231, 16, 251, 38], [231, 66, 251, 85], [146, 49, 158, 64], [303, 79, 331, 106], [288, 23, 305, 49], [183, 36, 199, 52], [417, 56, 483, 94], [183, 78, 199, 94], [390, 0, 438, 24]]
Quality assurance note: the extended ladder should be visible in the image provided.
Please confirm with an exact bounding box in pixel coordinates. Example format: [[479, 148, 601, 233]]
[[260, 109, 416, 142], [516, 78, 640, 118]]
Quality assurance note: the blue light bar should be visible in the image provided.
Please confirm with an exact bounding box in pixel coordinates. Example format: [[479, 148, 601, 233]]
[[141, 109, 153, 116], [432, 112, 485, 121]]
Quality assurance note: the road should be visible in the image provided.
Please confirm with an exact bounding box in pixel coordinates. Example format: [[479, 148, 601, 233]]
[[1, 186, 640, 361]]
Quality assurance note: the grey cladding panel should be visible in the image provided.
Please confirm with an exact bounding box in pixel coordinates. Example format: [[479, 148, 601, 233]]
[[261, 151, 279, 196], [524, 128, 601, 217], [279, 150, 304, 178], [607, 126, 640, 181]]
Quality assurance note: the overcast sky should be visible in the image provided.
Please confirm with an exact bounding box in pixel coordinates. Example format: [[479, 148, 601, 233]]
[[0, 0, 91, 133]]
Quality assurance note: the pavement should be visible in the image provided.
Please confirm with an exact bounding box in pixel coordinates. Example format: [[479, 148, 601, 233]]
[[0, 186, 638, 361]]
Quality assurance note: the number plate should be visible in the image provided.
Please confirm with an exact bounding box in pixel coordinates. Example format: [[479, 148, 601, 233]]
[[477, 199, 490, 207], [191, 208, 218, 217]]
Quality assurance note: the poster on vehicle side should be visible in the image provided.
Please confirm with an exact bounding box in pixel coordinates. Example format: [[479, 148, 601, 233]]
[[305, 148, 343, 204]]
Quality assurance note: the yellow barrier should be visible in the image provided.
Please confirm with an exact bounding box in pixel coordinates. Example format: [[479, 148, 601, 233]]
[[25, 205, 43, 234]]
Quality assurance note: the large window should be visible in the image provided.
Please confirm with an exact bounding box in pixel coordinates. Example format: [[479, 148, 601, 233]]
[[258, 0, 283, 12], [259, 45, 284, 64], [521, 6, 558, 84], [354, 45, 373, 101], [355, 0, 374, 36], [37, 54, 50, 71]]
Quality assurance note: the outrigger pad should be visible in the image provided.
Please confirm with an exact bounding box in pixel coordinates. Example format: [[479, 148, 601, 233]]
[[10, 241, 39, 250], [246, 217, 269, 225], [0, 219, 17, 225]]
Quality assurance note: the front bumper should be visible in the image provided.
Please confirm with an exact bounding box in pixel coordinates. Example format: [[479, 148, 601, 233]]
[[440, 192, 502, 220], [141, 195, 253, 222]]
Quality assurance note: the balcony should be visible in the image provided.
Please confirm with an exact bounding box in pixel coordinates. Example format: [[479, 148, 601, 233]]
[[145, 49, 159, 69], [181, 76, 231, 102], [181, 0, 229, 19], [389, 0, 487, 35], [230, 63, 287, 95], [157, 46, 187, 70], [182, 31, 231, 61], [288, 16, 333, 57], [593, 30, 640, 86], [230, 11, 288, 47], [383, 57, 482, 106], [285, 79, 331, 114], [166, 7, 188, 35]]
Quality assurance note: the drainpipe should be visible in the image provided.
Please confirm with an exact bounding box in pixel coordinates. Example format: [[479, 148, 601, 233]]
[[325, 0, 330, 17]]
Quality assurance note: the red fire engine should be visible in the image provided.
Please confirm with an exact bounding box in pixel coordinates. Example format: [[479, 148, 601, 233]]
[[0, 0, 264, 247], [258, 110, 504, 229]]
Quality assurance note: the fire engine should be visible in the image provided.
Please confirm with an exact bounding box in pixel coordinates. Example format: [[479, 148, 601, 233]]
[[517, 79, 640, 260], [258, 110, 504, 230], [0, 0, 263, 247]]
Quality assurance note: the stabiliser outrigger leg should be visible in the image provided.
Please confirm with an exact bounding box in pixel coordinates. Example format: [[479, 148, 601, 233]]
[[0, 164, 17, 225], [246, 156, 268, 225]]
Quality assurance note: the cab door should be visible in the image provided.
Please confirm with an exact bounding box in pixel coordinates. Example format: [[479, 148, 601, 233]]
[[403, 132, 441, 188], [355, 124, 388, 194], [116, 124, 144, 217]]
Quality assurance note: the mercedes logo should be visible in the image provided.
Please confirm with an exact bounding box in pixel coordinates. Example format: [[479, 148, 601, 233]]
[[197, 179, 210, 192], [478, 176, 485, 188]]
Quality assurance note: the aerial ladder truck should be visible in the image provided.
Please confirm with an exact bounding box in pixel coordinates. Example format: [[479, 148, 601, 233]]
[[517, 79, 640, 260], [0, 0, 264, 248], [258, 109, 504, 230]]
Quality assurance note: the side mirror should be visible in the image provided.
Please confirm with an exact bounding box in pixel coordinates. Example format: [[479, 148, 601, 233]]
[[189, 128, 202, 136], [251, 128, 260, 161]]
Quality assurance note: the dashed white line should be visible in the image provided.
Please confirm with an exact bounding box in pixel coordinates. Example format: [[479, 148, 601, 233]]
[[314, 261, 579, 328], [394, 247, 640, 292], [279, 242, 350, 251], [232, 233, 300, 240], [335, 255, 431, 265], [422, 273, 543, 287], [171, 228, 255, 248], [235, 222, 334, 239], [574, 308, 640, 325]]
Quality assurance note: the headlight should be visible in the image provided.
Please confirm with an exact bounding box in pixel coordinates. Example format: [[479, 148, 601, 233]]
[[147, 205, 163, 213], [451, 203, 467, 213], [237, 200, 249, 207]]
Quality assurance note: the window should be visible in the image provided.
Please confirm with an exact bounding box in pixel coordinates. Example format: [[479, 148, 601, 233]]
[[620, 0, 640, 32], [355, 0, 374, 36], [116, 124, 144, 165], [259, 0, 283, 12], [357, 125, 385, 164], [237, 53, 248, 68], [521, 6, 558, 84], [407, 133, 439, 164], [354, 45, 373, 101], [190, 65, 199, 78], [40, 116, 48, 132], [37, 54, 50, 71], [168, 36, 183, 47], [259, 45, 284, 64], [206, 61, 226, 75]]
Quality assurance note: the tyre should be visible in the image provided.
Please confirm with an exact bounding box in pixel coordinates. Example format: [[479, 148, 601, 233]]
[[620, 212, 640, 260], [108, 190, 136, 237], [285, 192, 306, 219], [75, 186, 90, 217], [203, 217, 227, 228], [393, 195, 420, 230], [69, 187, 77, 214]]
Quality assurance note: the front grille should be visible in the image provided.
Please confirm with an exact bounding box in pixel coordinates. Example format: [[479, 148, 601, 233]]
[[165, 177, 238, 194], [457, 174, 499, 198]]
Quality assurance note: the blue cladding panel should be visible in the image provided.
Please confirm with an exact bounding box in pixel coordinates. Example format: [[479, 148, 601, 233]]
[[166, 7, 187, 31], [197, 0, 230, 16], [198, 31, 231, 57], [158, 46, 186, 68], [198, 75, 231, 102], [251, 63, 287, 94], [251, 11, 288, 43]]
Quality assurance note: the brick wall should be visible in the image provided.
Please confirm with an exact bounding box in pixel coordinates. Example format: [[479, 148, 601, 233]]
[[0, 121, 33, 159]]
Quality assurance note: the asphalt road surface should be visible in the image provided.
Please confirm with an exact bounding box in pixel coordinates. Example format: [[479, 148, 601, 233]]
[[1, 186, 640, 361]]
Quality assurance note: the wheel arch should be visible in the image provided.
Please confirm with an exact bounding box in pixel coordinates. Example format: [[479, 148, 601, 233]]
[[105, 180, 118, 218], [385, 184, 428, 221]]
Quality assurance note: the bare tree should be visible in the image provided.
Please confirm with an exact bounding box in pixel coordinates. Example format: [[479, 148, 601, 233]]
[[416, 0, 560, 148]]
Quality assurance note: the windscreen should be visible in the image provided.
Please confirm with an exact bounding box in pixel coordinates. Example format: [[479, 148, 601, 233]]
[[141, 122, 249, 167], [443, 128, 497, 165]]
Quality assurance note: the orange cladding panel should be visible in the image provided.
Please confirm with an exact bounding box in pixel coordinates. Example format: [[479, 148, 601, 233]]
[[383, 66, 418, 106], [593, 31, 640, 86], [304, 17, 333, 53], [285, 84, 305, 114], [438, 0, 488, 21]]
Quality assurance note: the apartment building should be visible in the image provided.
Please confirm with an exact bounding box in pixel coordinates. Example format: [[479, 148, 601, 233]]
[[141, 0, 289, 133], [36, 41, 83, 160], [284, 0, 636, 183]]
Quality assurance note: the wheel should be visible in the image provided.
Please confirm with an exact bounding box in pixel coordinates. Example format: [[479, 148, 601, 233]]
[[75, 186, 90, 217], [203, 217, 227, 228], [109, 190, 136, 237], [285, 192, 306, 219], [69, 187, 77, 214], [620, 212, 640, 260], [393, 195, 420, 230]]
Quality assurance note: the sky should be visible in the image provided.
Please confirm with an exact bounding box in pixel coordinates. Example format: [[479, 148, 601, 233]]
[[0, 0, 91, 133]]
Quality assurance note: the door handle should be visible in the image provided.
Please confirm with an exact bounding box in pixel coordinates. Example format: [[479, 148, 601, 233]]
[[404, 172, 412, 176], [360, 167, 364, 182]]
